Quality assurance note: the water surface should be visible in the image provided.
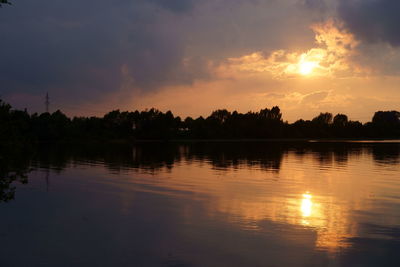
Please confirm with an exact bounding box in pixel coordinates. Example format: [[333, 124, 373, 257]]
[[1, 142, 400, 266]]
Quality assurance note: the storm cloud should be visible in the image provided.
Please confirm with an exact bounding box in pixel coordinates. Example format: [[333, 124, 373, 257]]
[[338, 0, 400, 46], [0, 0, 194, 103], [0, 0, 323, 112]]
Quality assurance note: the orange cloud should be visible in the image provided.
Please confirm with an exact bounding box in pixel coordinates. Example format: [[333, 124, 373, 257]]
[[216, 20, 361, 79]]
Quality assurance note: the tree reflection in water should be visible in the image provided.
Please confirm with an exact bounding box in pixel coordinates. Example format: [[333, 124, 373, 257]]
[[1, 141, 399, 203], [0, 146, 30, 202]]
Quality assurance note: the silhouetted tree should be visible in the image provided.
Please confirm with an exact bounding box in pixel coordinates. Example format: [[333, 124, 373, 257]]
[[372, 111, 400, 125], [1, 98, 399, 142], [312, 112, 333, 125], [369, 111, 400, 137], [333, 114, 348, 127], [210, 109, 231, 124]]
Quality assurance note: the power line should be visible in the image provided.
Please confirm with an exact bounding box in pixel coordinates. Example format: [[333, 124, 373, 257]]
[[45, 92, 50, 113]]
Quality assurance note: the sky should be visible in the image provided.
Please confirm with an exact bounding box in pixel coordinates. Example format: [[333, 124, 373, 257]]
[[1, 0, 400, 122]]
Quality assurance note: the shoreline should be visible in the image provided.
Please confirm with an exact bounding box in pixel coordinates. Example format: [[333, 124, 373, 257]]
[[73, 138, 400, 144], [2, 138, 400, 147]]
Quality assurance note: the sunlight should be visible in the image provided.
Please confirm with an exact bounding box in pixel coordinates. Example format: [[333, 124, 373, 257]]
[[301, 192, 313, 217], [220, 20, 358, 79], [299, 61, 318, 76]]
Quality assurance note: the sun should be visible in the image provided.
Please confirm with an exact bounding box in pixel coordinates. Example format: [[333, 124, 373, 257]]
[[299, 61, 318, 76]]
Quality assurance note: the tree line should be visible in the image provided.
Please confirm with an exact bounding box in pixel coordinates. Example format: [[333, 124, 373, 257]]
[[0, 99, 399, 143]]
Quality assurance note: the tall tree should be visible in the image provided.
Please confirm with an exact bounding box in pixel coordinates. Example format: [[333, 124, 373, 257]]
[[372, 111, 400, 125], [333, 114, 348, 127], [312, 112, 333, 125]]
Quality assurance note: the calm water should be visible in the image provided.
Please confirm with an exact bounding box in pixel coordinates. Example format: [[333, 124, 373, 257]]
[[1, 141, 400, 266]]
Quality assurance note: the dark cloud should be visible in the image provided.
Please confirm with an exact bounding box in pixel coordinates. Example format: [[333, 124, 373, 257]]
[[146, 0, 196, 13], [299, 0, 327, 11], [0, 0, 192, 104], [0, 0, 326, 112], [338, 0, 400, 46]]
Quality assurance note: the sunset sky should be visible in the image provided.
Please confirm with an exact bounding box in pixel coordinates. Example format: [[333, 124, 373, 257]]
[[1, 0, 399, 122]]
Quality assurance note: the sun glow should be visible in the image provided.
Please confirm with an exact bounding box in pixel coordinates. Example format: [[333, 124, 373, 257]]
[[218, 20, 359, 79], [299, 61, 318, 75]]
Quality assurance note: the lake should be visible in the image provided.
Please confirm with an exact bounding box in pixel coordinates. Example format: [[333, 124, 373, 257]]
[[1, 141, 400, 266]]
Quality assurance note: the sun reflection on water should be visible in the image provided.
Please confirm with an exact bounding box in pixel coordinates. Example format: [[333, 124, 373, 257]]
[[300, 192, 313, 226], [130, 153, 386, 255], [301, 193, 313, 217], [297, 192, 354, 253]]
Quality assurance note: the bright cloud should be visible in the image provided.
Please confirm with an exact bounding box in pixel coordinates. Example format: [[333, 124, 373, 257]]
[[216, 20, 360, 79]]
